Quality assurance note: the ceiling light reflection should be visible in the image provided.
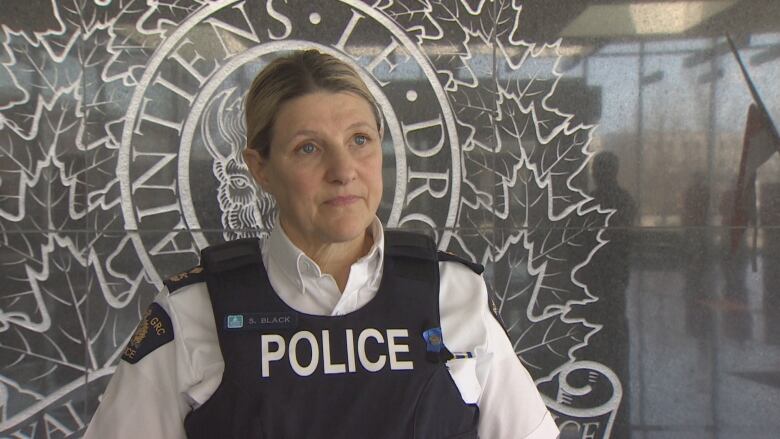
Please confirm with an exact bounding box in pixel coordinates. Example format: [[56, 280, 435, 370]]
[[562, 1, 737, 37]]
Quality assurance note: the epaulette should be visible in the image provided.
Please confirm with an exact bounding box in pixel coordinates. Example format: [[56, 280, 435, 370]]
[[437, 251, 484, 275], [163, 266, 205, 293]]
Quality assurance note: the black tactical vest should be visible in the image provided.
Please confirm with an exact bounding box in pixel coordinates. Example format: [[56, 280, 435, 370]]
[[184, 231, 480, 439]]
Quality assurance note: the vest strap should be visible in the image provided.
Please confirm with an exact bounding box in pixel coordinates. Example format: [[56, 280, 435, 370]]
[[201, 238, 262, 273], [384, 229, 437, 260]]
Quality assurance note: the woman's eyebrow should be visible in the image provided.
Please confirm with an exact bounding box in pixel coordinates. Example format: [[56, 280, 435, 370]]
[[346, 121, 377, 131], [283, 129, 319, 143], [287, 122, 376, 141], [290, 129, 319, 137]]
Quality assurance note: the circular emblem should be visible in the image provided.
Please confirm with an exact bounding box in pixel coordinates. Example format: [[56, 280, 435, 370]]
[[119, 0, 460, 283]]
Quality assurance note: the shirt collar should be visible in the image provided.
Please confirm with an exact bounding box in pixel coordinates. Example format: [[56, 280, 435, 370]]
[[265, 217, 385, 294]]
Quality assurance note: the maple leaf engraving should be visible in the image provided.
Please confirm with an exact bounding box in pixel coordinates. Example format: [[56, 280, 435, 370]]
[[78, 26, 132, 151], [102, 0, 204, 85], [490, 208, 603, 378], [0, 233, 154, 423], [434, 0, 496, 44], [0, 156, 156, 427], [59, 0, 140, 36], [0, 89, 86, 239], [380, 0, 481, 92], [141, 0, 206, 32], [438, 0, 607, 384], [513, 310, 596, 376], [0, 26, 155, 425], [0, 36, 81, 138], [375, 0, 444, 45], [496, 90, 594, 219]]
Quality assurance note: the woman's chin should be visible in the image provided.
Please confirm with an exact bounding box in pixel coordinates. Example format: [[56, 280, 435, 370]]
[[317, 217, 373, 245], [324, 226, 370, 245]]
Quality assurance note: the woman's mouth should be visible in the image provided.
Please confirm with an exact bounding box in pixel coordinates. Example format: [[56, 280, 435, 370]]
[[325, 195, 360, 206]]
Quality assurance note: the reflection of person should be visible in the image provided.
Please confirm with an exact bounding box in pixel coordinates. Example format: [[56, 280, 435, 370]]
[[682, 172, 713, 339], [719, 188, 751, 340], [586, 152, 635, 316], [581, 151, 636, 439], [85, 51, 558, 438]]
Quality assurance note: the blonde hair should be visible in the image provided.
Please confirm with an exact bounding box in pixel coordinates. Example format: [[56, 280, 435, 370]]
[[245, 50, 381, 158]]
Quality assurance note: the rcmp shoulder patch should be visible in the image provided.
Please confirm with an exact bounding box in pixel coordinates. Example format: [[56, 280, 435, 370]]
[[122, 302, 174, 364], [163, 266, 204, 293], [436, 251, 484, 275]]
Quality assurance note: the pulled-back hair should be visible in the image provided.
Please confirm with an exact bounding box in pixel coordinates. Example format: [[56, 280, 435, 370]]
[[245, 50, 381, 158]]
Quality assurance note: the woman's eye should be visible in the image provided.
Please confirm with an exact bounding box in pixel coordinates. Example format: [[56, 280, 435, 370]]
[[299, 143, 317, 154], [354, 135, 367, 146]]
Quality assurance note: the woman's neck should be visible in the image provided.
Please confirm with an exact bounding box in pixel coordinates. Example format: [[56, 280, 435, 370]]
[[281, 223, 373, 293], [309, 234, 372, 292]]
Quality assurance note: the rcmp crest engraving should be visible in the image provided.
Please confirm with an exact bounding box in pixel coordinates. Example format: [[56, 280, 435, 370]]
[[0, 0, 621, 436]]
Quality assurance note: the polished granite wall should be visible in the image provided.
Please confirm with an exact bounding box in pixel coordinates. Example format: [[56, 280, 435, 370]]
[[1, 1, 779, 437]]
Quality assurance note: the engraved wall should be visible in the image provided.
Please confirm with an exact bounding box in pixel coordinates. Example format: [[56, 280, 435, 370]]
[[1, 1, 779, 438]]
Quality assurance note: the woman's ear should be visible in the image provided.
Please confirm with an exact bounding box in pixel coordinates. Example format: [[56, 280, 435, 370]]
[[242, 148, 272, 194]]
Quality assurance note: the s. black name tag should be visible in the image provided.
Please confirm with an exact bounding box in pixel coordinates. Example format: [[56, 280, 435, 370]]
[[224, 312, 298, 331]]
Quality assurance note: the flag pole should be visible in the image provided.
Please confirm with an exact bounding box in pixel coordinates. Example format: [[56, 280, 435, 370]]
[[751, 177, 759, 272], [725, 34, 775, 271], [726, 34, 780, 142]]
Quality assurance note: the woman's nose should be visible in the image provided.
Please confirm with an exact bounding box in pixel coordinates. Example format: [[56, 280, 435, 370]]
[[325, 146, 357, 184]]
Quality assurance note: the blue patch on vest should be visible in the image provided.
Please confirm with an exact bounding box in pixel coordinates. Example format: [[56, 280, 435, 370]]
[[226, 314, 244, 329], [224, 312, 298, 331], [423, 327, 444, 353]]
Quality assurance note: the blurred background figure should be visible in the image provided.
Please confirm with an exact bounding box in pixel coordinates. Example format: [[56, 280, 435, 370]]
[[582, 151, 637, 439], [719, 188, 752, 341], [682, 172, 714, 340]]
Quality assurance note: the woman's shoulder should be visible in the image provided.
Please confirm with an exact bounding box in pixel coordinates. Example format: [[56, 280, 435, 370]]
[[438, 252, 489, 314], [436, 251, 484, 275], [155, 266, 214, 339], [117, 267, 211, 366]]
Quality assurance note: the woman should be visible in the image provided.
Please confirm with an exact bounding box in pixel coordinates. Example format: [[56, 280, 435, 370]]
[[86, 50, 558, 438]]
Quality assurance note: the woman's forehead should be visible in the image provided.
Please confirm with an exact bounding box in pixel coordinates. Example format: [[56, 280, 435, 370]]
[[274, 91, 377, 132]]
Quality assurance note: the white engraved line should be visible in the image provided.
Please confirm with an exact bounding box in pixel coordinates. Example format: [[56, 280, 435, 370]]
[[0, 343, 86, 373], [0, 375, 43, 400], [58, 328, 82, 345], [88, 308, 111, 347], [0, 367, 116, 431], [516, 331, 575, 357], [64, 268, 99, 370], [29, 364, 58, 382]]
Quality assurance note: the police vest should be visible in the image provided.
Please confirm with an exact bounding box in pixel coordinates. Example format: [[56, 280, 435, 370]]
[[183, 231, 480, 439]]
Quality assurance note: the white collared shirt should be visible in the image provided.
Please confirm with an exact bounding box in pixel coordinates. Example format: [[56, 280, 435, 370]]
[[86, 220, 559, 439], [264, 219, 384, 316]]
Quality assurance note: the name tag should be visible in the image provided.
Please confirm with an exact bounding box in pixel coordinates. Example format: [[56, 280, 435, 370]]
[[225, 313, 298, 330]]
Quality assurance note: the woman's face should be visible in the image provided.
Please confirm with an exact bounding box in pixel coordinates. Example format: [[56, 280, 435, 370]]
[[244, 91, 383, 251]]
